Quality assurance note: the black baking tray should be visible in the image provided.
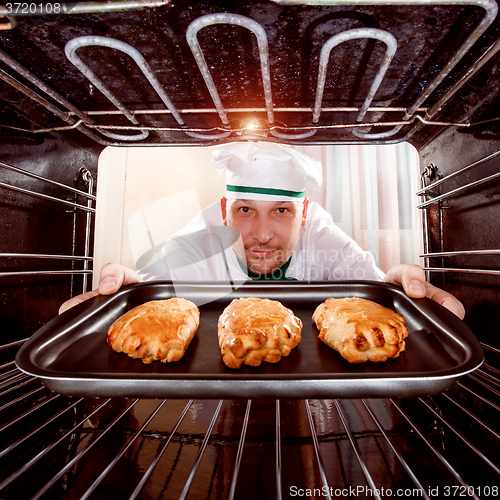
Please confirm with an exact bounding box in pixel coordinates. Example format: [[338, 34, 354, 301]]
[[16, 281, 484, 399]]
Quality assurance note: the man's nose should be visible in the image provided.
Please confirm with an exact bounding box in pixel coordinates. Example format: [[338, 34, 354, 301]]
[[253, 216, 273, 243]]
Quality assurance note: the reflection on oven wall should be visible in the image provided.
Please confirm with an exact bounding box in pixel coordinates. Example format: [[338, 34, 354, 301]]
[[93, 142, 421, 288]]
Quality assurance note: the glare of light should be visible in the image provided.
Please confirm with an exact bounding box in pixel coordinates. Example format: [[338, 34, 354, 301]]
[[241, 118, 268, 136], [243, 118, 264, 131]]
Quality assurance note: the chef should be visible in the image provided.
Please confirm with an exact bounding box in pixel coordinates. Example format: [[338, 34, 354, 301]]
[[59, 141, 465, 318]]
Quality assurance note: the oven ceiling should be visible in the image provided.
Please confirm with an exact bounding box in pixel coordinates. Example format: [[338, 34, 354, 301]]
[[1, 0, 500, 150]]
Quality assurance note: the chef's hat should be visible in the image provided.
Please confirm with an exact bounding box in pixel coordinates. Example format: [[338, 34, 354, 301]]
[[212, 141, 323, 202]]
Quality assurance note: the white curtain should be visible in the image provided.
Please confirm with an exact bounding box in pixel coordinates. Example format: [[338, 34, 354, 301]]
[[321, 143, 423, 273]]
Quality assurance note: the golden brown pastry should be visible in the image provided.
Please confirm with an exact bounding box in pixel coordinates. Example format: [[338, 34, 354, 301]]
[[107, 298, 199, 364], [218, 297, 302, 369], [312, 297, 408, 363]]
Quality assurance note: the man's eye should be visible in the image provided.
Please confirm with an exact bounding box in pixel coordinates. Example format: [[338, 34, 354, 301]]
[[276, 207, 289, 214], [239, 206, 251, 213]]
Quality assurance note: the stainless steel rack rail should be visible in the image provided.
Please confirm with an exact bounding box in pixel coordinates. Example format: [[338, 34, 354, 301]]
[[1, 342, 499, 499], [0, 161, 95, 291], [419, 152, 500, 277]]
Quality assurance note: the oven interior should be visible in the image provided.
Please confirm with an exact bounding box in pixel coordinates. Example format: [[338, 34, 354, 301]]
[[1, 1, 500, 498]]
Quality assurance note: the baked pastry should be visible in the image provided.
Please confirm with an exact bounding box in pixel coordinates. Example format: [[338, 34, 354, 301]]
[[107, 298, 199, 364], [218, 297, 302, 369], [312, 297, 408, 363]]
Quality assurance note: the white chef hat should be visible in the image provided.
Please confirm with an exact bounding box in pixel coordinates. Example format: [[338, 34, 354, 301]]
[[211, 141, 323, 202]]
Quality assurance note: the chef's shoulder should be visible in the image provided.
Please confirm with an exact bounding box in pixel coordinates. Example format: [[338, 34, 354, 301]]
[[302, 201, 360, 248]]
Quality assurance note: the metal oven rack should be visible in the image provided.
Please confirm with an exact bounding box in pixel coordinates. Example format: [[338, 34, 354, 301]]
[[419, 149, 500, 278], [0, 345, 499, 499]]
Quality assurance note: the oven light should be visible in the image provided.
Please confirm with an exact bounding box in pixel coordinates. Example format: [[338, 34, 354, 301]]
[[241, 118, 268, 136]]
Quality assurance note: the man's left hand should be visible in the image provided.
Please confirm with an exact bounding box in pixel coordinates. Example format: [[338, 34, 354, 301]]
[[384, 264, 465, 319]]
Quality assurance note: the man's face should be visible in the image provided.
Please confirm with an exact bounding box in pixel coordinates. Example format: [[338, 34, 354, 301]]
[[221, 197, 309, 276]]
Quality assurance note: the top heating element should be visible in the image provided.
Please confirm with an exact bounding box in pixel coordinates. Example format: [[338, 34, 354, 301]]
[[1, 0, 500, 148]]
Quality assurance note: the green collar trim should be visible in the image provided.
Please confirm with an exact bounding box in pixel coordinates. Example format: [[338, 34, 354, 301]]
[[227, 184, 305, 198], [237, 257, 297, 281]]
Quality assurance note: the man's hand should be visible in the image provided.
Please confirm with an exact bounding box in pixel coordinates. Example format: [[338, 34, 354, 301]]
[[58, 263, 142, 314], [384, 264, 465, 319]]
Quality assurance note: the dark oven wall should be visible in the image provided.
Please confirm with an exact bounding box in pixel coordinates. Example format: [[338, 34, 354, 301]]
[[418, 127, 500, 349], [0, 139, 102, 345]]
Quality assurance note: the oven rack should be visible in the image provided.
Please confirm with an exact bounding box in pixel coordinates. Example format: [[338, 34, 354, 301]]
[[0, 341, 499, 499], [419, 149, 500, 278], [0, 161, 95, 293], [1, 0, 499, 146]]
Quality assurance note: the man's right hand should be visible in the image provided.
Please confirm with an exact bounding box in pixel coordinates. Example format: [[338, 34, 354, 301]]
[[58, 263, 143, 314]]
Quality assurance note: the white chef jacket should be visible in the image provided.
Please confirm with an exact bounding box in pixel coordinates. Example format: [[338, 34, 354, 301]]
[[138, 201, 384, 285]]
